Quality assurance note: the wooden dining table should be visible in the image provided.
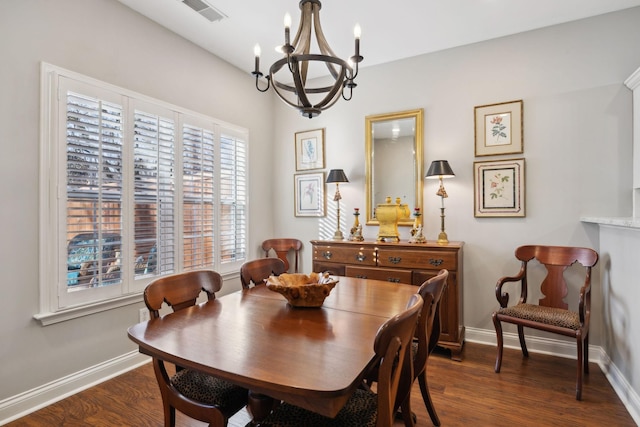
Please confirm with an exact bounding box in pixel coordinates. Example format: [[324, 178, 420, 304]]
[[127, 275, 418, 421]]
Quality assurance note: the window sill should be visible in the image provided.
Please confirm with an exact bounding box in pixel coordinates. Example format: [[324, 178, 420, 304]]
[[33, 271, 241, 326], [34, 293, 143, 326]]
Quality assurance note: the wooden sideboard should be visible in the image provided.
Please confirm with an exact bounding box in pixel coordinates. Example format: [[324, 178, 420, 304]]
[[310, 239, 465, 360]]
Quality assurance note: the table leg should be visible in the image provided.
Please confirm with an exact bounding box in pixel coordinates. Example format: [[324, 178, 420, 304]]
[[247, 391, 277, 425]]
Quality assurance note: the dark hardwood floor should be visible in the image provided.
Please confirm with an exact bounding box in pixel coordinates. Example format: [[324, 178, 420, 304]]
[[7, 342, 636, 426]]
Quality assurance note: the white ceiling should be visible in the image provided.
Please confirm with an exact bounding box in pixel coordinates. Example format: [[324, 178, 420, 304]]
[[118, 0, 640, 80]]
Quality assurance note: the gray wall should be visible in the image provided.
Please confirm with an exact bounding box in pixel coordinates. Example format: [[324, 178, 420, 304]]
[[268, 5, 640, 411], [1, 0, 640, 421], [0, 0, 274, 402]]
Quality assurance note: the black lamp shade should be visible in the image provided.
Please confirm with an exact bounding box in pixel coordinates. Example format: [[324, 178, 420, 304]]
[[326, 169, 349, 183], [426, 160, 455, 179]]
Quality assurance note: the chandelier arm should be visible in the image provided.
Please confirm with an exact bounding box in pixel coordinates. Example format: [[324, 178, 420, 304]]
[[290, 1, 313, 82], [291, 61, 313, 111], [311, 6, 340, 80], [341, 84, 353, 101], [255, 75, 270, 93], [312, 67, 345, 109]]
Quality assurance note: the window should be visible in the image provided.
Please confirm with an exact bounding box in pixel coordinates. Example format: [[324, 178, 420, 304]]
[[37, 64, 247, 323]]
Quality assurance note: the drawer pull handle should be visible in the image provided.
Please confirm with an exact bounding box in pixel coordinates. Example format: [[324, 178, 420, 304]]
[[429, 258, 444, 267], [356, 275, 367, 279], [387, 277, 401, 283], [388, 256, 402, 264], [356, 253, 366, 262], [322, 251, 333, 260]]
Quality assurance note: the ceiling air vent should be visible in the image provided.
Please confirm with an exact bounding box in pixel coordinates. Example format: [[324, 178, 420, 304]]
[[181, 0, 227, 22]]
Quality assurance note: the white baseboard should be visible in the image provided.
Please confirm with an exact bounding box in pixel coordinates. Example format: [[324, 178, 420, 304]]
[[0, 351, 150, 426], [465, 327, 640, 426]]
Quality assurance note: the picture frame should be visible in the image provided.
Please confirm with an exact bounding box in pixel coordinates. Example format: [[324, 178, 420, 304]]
[[474, 100, 523, 157], [295, 128, 325, 171], [474, 158, 525, 217], [294, 172, 325, 217]]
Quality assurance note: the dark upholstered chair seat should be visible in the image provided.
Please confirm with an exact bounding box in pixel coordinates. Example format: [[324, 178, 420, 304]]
[[171, 369, 248, 410], [260, 389, 378, 427], [497, 303, 580, 330]]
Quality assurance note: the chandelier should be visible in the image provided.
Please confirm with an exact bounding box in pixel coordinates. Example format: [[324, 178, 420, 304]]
[[251, 0, 363, 118]]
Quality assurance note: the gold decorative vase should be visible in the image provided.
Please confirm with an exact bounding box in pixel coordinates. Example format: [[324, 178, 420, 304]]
[[376, 197, 410, 242]]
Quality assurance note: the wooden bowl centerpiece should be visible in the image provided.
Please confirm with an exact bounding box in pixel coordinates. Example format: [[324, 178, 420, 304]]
[[266, 272, 338, 308]]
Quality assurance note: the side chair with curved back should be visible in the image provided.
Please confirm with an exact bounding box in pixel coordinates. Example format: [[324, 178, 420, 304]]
[[366, 269, 448, 427], [259, 293, 424, 427], [143, 270, 249, 427], [261, 238, 303, 273], [492, 245, 599, 400], [401, 269, 448, 427], [240, 257, 286, 289]]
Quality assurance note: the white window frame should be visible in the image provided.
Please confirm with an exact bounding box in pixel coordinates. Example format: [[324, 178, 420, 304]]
[[35, 63, 248, 325]]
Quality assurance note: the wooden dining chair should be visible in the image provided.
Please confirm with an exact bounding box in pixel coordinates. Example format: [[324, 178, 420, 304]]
[[258, 293, 424, 427], [366, 269, 448, 427], [492, 245, 599, 400], [143, 270, 249, 427], [261, 238, 303, 272], [240, 258, 286, 289], [401, 269, 448, 427]]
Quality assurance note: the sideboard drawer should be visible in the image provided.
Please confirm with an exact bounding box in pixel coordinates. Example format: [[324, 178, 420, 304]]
[[346, 266, 412, 284], [313, 245, 376, 266], [377, 248, 457, 270]]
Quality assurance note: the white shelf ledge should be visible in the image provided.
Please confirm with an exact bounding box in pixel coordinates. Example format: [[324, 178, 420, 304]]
[[581, 216, 640, 229]]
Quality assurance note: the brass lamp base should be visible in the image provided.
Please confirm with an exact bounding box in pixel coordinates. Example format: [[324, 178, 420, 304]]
[[332, 230, 345, 240], [438, 206, 449, 245]]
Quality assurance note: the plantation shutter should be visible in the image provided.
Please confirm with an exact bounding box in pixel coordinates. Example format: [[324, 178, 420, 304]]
[[182, 123, 215, 270], [133, 109, 176, 277], [65, 90, 123, 291], [219, 133, 247, 264]]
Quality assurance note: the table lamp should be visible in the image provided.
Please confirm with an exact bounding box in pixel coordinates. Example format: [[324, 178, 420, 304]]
[[326, 169, 349, 240], [426, 160, 455, 244]]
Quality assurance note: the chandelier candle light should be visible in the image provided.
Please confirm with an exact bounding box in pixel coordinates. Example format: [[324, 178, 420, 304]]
[[426, 160, 455, 245], [251, 0, 363, 118], [326, 169, 349, 240]]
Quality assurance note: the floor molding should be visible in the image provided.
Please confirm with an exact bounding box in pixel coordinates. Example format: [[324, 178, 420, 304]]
[[0, 351, 150, 425]]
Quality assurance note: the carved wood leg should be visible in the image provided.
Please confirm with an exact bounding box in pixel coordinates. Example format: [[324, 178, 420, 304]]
[[418, 370, 440, 426], [492, 313, 503, 373], [584, 333, 590, 374], [247, 391, 276, 425], [576, 339, 584, 401], [517, 325, 528, 357]]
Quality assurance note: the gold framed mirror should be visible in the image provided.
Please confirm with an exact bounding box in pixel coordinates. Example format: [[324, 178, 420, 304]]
[[365, 109, 424, 226]]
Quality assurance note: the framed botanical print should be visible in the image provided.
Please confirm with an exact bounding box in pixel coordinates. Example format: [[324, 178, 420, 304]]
[[474, 100, 523, 156], [295, 128, 325, 171], [474, 158, 525, 217], [294, 172, 325, 217]]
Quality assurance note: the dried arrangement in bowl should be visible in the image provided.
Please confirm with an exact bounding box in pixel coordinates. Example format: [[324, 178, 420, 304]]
[[266, 272, 338, 307]]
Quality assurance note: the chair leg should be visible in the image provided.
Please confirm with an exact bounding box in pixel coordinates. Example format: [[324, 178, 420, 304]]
[[516, 325, 529, 357], [400, 395, 416, 427], [576, 338, 584, 400], [584, 333, 590, 374], [418, 370, 440, 426], [492, 313, 504, 373], [165, 405, 175, 427]]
